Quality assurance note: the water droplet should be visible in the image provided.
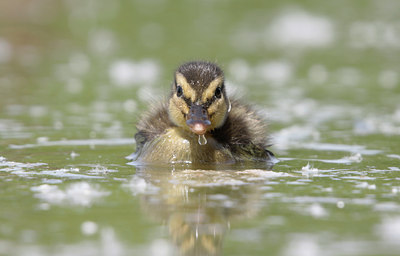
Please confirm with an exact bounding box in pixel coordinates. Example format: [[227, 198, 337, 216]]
[[198, 135, 207, 145]]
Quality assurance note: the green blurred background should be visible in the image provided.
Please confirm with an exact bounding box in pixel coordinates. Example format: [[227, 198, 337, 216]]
[[1, 1, 400, 256]]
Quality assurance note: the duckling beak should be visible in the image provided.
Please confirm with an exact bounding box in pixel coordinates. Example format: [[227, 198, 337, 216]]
[[186, 104, 211, 135]]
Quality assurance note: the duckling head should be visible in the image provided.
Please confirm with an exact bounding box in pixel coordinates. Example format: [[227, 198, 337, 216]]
[[168, 61, 231, 135]]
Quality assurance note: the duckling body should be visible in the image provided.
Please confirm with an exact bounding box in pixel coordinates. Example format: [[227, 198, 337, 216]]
[[130, 61, 274, 165]]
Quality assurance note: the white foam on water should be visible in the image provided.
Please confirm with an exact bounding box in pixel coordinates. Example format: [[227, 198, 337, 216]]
[[267, 9, 335, 48], [308, 203, 329, 218], [81, 221, 98, 236], [344, 153, 363, 163], [374, 202, 400, 212], [39, 169, 103, 179], [169, 169, 290, 187], [349, 21, 400, 49], [237, 169, 291, 179], [376, 217, 400, 243], [301, 163, 319, 177], [109, 59, 160, 87], [355, 182, 376, 190], [9, 138, 134, 149], [353, 110, 400, 136], [0, 156, 47, 170], [1, 157, 105, 180], [31, 182, 110, 207], [255, 60, 293, 86], [387, 154, 400, 160], [149, 239, 175, 256], [300, 143, 381, 155], [29, 105, 48, 118], [311, 153, 363, 165], [283, 235, 321, 256], [87, 165, 118, 175], [0, 119, 32, 139], [273, 125, 320, 150], [124, 176, 159, 195], [70, 151, 80, 159]]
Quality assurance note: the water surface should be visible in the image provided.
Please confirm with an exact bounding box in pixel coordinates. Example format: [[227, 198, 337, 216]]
[[1, 0, 400, 255]]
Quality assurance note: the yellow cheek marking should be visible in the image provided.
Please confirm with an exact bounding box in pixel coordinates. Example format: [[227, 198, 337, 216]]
[[169, 97, 190, 128], [201, 76, 223, 103], [208, 100, 228, 129], [176, 72, 196, 102]]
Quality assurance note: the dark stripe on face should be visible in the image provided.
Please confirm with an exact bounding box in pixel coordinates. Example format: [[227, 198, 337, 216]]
[[182, 96, 192, 107]]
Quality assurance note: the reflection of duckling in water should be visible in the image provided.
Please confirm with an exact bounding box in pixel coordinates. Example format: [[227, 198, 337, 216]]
[[129, 61, 275, 164], [133, 167, 265, 256]]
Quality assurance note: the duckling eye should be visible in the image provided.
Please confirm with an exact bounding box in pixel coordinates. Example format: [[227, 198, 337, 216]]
[[214, 87, 222, 98], [176, 85, 183, 97]]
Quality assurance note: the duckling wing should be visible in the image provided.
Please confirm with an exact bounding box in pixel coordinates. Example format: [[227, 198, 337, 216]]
[[212, 100, 274, 161], [230, 143, 275, 161], [133, 101, 173, 153]]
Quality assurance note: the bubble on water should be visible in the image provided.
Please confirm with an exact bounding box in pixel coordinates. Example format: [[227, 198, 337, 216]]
[[81, 221, 98, 236], [198, 134, 207, 145], [336, 201, 345, 208]]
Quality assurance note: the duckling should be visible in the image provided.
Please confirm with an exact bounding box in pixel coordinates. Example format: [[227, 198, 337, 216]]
[[129, 61, 275, 165]]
